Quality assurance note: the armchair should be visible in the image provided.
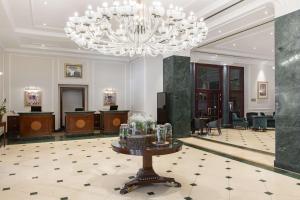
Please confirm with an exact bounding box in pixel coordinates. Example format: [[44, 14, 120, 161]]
[[192, 118, 208, 135], [208, 118, 222, 135], [232, 113, 248, 129]]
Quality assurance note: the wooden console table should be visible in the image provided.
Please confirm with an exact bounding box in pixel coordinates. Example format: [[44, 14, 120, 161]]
[[65, 111, 95, 135], [100, 110, 129, 134], [111, 139, 182, 194], [19, 112, 54, 138]]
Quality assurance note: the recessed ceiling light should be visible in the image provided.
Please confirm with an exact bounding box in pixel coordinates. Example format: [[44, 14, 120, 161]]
[[270, 32, 273, 35], [0, 72, 3, 76], [43, 1, 48, 5], [215, 54, 218, 57], [253, 47, 257, 50], [233, 43, 236, 47], [272, 49, 274, 52], [264, 11, 268, 15], [41, 44, 46, 48], [218, 30, 222, 33], [43, 23, 47, 26], [272, 66, 275, 70]]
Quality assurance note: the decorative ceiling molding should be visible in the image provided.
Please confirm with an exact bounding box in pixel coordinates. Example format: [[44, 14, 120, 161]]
[[4, 47, 130, 62], [194, 47, 274, 61], [211, 23, 274, 57], [14, 28, 66, 38], [0, 0, 16, 29], [0, 0, 276, 59], [191, 51, 274, 66], [30, 0, 64, 32]]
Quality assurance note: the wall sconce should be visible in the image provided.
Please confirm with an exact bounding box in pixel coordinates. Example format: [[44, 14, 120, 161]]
[[24, 87, 41, 92], [104, 88, 116, 94]]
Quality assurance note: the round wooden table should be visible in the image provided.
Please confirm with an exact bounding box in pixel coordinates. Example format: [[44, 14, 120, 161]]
[[111, 139, 183, 194]]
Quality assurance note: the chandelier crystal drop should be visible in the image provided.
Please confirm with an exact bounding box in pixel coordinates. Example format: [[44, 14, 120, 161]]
[[64, 1, 208, 57]]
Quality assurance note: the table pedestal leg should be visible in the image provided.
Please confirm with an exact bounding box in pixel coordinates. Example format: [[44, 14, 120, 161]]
[[120, 154, 181, 194]]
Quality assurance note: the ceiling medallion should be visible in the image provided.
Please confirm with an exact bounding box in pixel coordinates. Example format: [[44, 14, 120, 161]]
[[65, 1, 208, 57]]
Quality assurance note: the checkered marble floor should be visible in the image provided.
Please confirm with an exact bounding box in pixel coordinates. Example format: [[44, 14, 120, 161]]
[[197, 129, 275, 154], [0, 137, 299, 200]]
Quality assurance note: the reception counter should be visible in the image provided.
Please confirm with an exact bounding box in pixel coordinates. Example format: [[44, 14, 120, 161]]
[[18, 112, 54, 138], [100, 110, 129, 134], [65, 111, 95, 135]]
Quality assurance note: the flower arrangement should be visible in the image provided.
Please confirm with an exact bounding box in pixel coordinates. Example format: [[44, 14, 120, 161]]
[[0, 98, 7, 122], [128, 113, 156, 135]]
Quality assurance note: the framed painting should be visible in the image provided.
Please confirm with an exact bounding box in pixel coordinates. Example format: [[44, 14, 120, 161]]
[[103, 92, 117, 106], [24, 91, 42, 106], [257, 81, 268, 99], [64, 64, 83, 78]]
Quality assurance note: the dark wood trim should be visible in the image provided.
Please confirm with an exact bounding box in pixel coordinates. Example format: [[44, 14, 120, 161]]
[[194, 63, 223, 119], [59, 85, 88, 129], [194, 63, 245, 120]]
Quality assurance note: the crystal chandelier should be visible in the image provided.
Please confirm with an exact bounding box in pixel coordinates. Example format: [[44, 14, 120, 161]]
[[64, 1, 208, 57]]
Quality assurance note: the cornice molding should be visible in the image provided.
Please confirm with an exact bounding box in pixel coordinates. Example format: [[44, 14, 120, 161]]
[[4, 48, 130, 63]]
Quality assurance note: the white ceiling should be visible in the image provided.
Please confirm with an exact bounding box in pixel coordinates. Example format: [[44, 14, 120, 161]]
[[0, 0, 275, 60]]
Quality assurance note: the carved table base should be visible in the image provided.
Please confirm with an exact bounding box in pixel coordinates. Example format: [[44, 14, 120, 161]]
[[120, 154, 181, 194]]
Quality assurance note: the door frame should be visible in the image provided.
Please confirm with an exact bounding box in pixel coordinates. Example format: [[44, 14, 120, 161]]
[[194, 63, 223, 119], [58, 84, 88, 128]]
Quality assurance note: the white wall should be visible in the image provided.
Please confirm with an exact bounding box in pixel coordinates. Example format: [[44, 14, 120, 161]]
[[144, 56, 163, 119], [3, 51, 129, 129], [128, 56, 163, 120], [0, 47, 4, 101], [129, 58, 145, 113], [1, 48, 275, 127], [244, 63, 275, 115]]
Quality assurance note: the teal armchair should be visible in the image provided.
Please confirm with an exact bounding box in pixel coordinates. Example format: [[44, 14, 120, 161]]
[[232, 113, 248, 129]]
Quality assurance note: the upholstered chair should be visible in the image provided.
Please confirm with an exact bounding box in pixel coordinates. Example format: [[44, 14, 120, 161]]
[[232, 113, 248, 129], [208, 118, 222, 135]]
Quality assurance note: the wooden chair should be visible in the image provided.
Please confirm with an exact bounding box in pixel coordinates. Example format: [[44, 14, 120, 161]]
[[0, 122, 6, 147]]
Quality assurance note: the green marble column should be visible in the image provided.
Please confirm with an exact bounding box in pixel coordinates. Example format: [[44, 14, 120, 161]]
[[222, 65, 229, 126], [163, 56, 192, 137], [275, 9, 300, 173]]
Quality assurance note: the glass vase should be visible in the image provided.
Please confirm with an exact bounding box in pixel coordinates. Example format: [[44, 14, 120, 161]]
[[155, 125, 167, 145]]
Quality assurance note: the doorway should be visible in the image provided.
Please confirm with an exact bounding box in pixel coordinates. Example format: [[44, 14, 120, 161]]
[[59, 85, 88, 128], [195, 64, 222, 120]]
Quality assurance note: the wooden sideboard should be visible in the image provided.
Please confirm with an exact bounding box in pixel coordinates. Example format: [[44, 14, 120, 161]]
[[65, 111, 95, 135], [100, 110, 129, 134], [19, 112, 54, 138]]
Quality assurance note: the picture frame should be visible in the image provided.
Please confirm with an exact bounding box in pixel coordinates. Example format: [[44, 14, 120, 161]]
[[103, 92, 117, 106], [24, 90, 42, 106], [257, 81, 268, 99], [64, 64, 83, 78]]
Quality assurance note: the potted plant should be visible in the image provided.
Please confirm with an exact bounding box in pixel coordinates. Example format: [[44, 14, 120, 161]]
[[0, 98, 7, 122]]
